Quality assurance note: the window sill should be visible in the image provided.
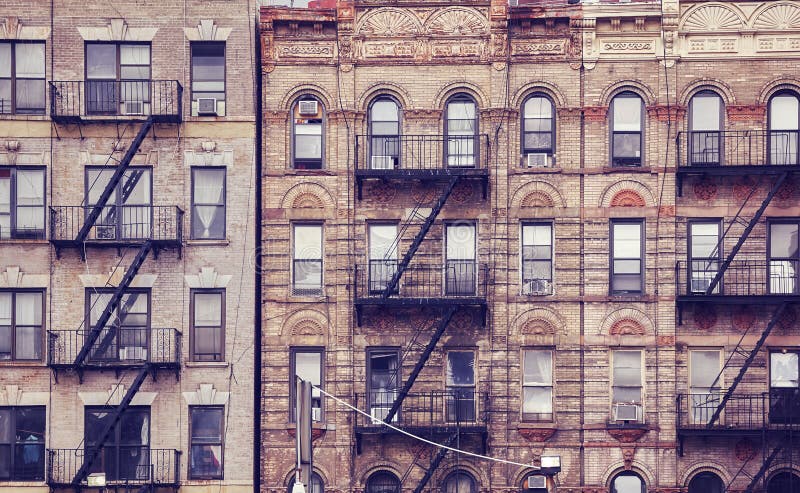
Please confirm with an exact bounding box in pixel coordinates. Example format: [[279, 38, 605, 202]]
[[185, 238, 231, 246], [511, 166, 562, 175], [285, 421, 333, 432], [0, 239, 48, 245], [279, 169, 336, 176], [0, 361, 47, 368], [185, 361, 229, 368], [0, 114, 48, 121], [0, 480, 46, 485], [603, 166, 653, 173]]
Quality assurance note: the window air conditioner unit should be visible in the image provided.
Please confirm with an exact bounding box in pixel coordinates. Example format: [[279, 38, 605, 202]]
[[370, 407, 398, 425], [197, 98, 218, 116], [371, 155, 396, 169], [613, 403, 641, 422], [298, 100, 319, 116], [526, 153, 552, 168], [311, 407, 322, 422], [120, 347, 147, 361], [522, 279, 552, 296], [122, 101, 145, 116], [527, 474, 547, 489], [95, 225, 116, 240]]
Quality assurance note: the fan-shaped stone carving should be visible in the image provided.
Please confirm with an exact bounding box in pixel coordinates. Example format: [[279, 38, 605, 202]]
[[357, 9, 421, 36], [682, 5, 744, 31], [610, 190, 646, 207], [753, 4, 800, 30], [425, 8, 488, 36], [521, 191, 555, 207]]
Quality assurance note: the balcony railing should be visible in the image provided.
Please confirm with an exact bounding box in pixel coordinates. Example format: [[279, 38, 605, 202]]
[[354, 261, 488, 302], [677, 130, 800, 168], [49, 206, 183, 246], [677, 390, 800, 432], [355, 134, 490, 173], [676, 259, 800, 298], [49, 80, 183, 122], [354, 390, 488, 432], [47, 328, 181, 368], [47, 448, 181, 486]]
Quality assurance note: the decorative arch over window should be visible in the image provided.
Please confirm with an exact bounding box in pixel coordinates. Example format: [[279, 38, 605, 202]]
[[768, 90, 800, 165], [445, 93, 479, 168], [288, 472, 324, 493], [292, 95, 325, 169], [521, 94, 555, 167], [368, 96, 401, 170], [366, 471, 400, 493], [688, 90, 724, 166], [688, 471, 723, 493], [610, 92, 644, 167], [610, 471, 646, 493], [443, 470, 478, 493]]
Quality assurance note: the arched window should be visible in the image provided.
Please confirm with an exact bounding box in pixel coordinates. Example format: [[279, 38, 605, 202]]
[[522, 94, 555, 166], [366, 471, 400, 493], [292, 95, 325, 169], [610, 471, 646, 493], [769, 90, 800, 165], [688, 472, 723, 493], [689, 90, 723, 166], [369, 97, 401, 169], [445, 94, 478, 168], [288, 473, 324, 493], [443, 470, 477, 493], [768, 471, 800, 493], [610, 92, 644, 167]]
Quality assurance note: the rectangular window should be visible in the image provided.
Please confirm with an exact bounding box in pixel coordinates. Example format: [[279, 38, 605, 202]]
[[521, 223, 553, 295], [446, 350, 476, 422], [191, 167, 226, 239], [0, 291, 43, 361], [191, 42, 225, 116], [292, 224, 323, 296], [769, 351, 800, 422], [611, 95, 643, 166], [522, 349, 553, 421], [445, 223, 477, 296], [85, 167, 152, 240], [367, 349, 399, 421], [611, 220, 643, 294], [189, 406, 224, 480], [84, 406, 149, 481], [0, 42, 45, 114], [0, 406, 45, 481], [368, 223, 398, 294], [86, 290, 149, 362], [0, 167, 46, 240], [689, 349, 721, 425], [689, 221, 721, 294], [769, 221, 799, 294], [290, 348, 323, 422], [191, 290, 224, 362], [86, 43, 151, 114], [612, 350, 643, 405]]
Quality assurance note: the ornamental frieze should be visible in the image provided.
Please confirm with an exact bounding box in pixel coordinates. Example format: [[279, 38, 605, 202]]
[[511, 39, 567, 56], [600, 40, 655, 53], [361, 40, 418, 58], [276, 42, 334, 59], [430, 40, 483, 58]]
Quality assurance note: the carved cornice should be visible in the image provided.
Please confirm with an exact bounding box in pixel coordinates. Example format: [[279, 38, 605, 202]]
[[727, 104, 766, 122], [518, 427, 556, 442], [583, 105, 608, 122], [646, 104, 687, 122], [607, 427, 648, 443]]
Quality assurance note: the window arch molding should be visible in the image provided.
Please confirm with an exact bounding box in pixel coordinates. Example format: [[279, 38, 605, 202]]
[[291, 94, 326, 169], [521, 93, 556, 162], [767, 89, 800, 165]]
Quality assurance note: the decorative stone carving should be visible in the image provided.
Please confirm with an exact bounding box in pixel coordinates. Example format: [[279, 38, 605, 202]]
[[735, 438, 756, 461], [292, 319, 324, 336], [518, 427, 556, 442], [183, 384, 229, 406], [511, 40, 566, 56], [609, 318, 646, 335], [776, 178, 797, 202], [450, 181, 475, 204], [693, 180, 718, 201], [646, 105, 686, 122], [732, 307, 756, 331], [184, 267, 232, 289], [281, 182, 335, 209], [411, 183, 438, 205], [657, 335, 676, 346], [77, 19, 157, 42], [362, 41, 417, 58], [277, 42, 334, 59], [286, 427, 326, 441], [733, 176, 757, 201], [778, 305, 797, 330], [366, 181, 397, 204], [425, 8, 488, 36], [80, 267, 157, 289], [584, 106, 608, 122], [753, 4, 800, 30], [373, 314, 394, 333], [727, 104, 766, 122], [82, 385, 157, 406], [521, 191, 555, 208], [0, 385, 48, 406], [521, 318, 556, 335], [610, 190, 646, 207], [622, 448, 636, 470], [184, 19, 232, 42], [608, 428, 647, 443], [451, 310, 474, 330], [601, 40, 654, 53], [0, 267, 48, 288], [694, 306, 717, 330], [682, 5, 744, 31], [357, 9, 421, 36]]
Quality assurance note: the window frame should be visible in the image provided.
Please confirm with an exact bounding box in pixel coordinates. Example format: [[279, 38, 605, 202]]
[[770, 350, 799, 389], [521, 93, 556, 158], [367, 222, 399, 295], [83, 405, 150, 482], [610, 219, 645, 295], [0, 41, 46, 115], [767, 219, 800, 295], [521, 348, 554, 422], [190, 41, 226, 116], [442, 470, 478, 493], [444, 93, 479, 168], [687, 471, 724, 493], [366, 347, 401, 413], [84, 288, 150, 362], [688, 90, 724, 166], [291, 223, 324, 296], [688, 348, 723, 425], [188, 405, 225, 480], [365, 470, 400, 493], [84, 166, 153, 241], [0, 406, 46, 481], [767, 90, 800, 166], [190, 166, 227, 240], [0, 166, 47, 240], [289, 347, 324, 423], [367, 95, 402, 169], [444, 222, 477, 296], [610, 471, 646, 493], [611, 349, 644, 407], [445, 349, 477, 423], [189, 288, 226, 362], [291, 95, 325, 169], [610, 91, 645, 167], [520, 222, 553, 296], [84, 42, 152, 115], [687, 219, 722, 294], [0, 289, 45, 362]]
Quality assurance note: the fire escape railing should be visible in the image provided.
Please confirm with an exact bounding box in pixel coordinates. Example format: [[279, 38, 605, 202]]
[[48, 447, 181, 487], [49, 80, 182, 122]]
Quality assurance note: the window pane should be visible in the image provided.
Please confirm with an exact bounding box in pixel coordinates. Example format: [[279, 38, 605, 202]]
[[15, 293, 42, 325], [86, 44, 117, 79], [448, 101, 476, 120], [771, 353, 799, 388], [613, 351, 642, 386], [295, 134, 322, 159], [190, 445, 222, 477], [771, 95, 800, 131], [613, 96, 642, 131], [191, 408, 223, 441], [522, 224, 552, 248], [523, 387, 552, 414], [15, 170, 44, 207], [119, 410, 149, 445], [613, 386, 642, 404], [446, 225, 475, 260], [295, 352, 322, 386], [0, 446, 9, 479], [0, 410, 11, 443], [447, 352, 475, 386], [770, 223, 799, 258], [523, 350, 552, 385], [192, 43, 225, 81], [294, 225, 322, 260], [194, 325, 222, 358], [15, 80, 46, 111], [691, 94, 721, 131], [195, 293, 222, 325], [0, 80, 11, 114], [613, 474, 644, 493], [690, 350, 721, 388], [613, 133, 641, 158], [524, 97, 552, 119], [371, 100, 399, 123], [0, 293, 11, 327], [613, 223, 641, 258], [691, 223, 720, 258], [15, 326, 40, 359], [369, 225, 397, 259], [14, 443, 44, 480], [0, 44, 10, 78], [120, 66, 150, 80], [86, 169, 115, 205], [0, 326, 10, 359], [15, 44, 45, 78], [120, 45, 150, 66]]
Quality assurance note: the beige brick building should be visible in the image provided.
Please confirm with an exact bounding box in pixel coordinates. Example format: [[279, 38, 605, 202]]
[[259, 1, 799, 492], [0, 1, 257, 493]]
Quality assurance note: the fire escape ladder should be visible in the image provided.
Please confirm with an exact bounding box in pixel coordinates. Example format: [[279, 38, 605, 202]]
[[75, 118, 154, 244], [71, 364, 151, 486], [706, 303, 788, 428], [381, 176, 461, 299], [72, 241, 153, 368], [705, 172, 789, 294], [743, 439, 785, 493], [382, 306, 458, 425], [412, 431, 459, 493]]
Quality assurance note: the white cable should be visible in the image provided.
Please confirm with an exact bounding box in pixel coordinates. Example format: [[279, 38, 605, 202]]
[[313, 385, 539, 470]]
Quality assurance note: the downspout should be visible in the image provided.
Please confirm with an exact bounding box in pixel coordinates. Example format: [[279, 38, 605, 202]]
[[254, 8, 264, 493]]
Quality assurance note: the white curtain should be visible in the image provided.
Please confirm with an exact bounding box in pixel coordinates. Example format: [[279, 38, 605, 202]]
[[14, 293, 41, 359], [15, 170, 44, 231], [194, 170, 224, 238], [0, 293, 11, 358], [14, 44, 45, 78], [0, 173, 9, 238]]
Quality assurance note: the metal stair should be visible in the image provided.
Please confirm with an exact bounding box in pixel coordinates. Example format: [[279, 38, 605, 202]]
[[412, 431, 459, 493]]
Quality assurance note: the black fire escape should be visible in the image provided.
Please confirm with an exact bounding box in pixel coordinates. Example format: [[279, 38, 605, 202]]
[[46, 81, 183, 492], [353, 134, 490, 492], [675, 128, 800, 492]]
